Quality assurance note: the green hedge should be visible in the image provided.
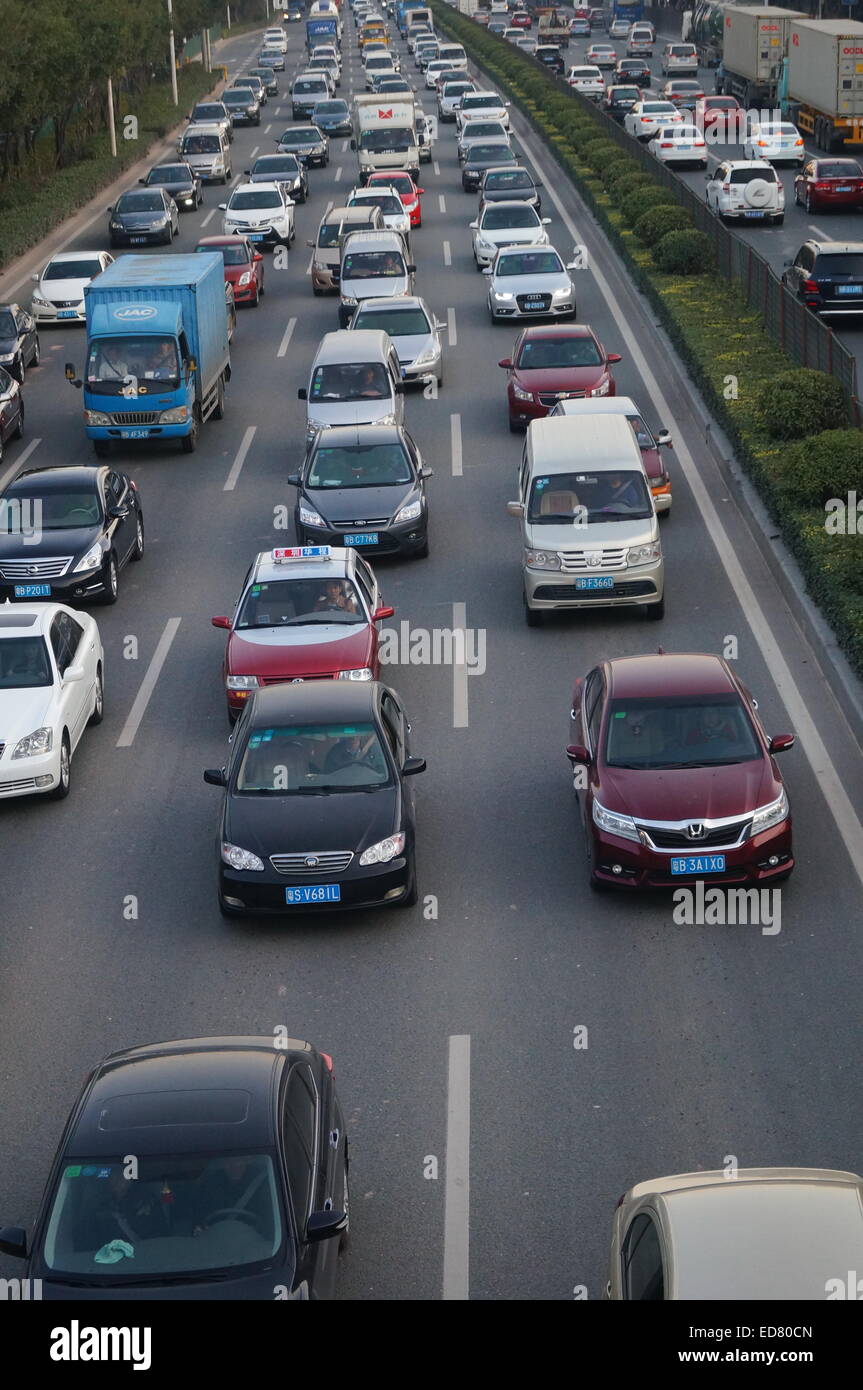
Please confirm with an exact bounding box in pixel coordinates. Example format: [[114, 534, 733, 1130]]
[[635, 204, 692, 248], [757, 369, 848, 442], [429, 0, 863, 676]]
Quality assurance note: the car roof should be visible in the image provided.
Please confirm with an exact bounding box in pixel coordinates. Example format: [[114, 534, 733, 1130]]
[[520, 323, 595, 340], [309, 423, 406, 450], [66, 1037, 318, 1158], [808, 240, 863, 255], [196, 234, 251, 247], [5, 464, 104, 492], [231, 181, 283, 195], [353, 295, 426, 312], [527, 415, 641, 473], [553, 394, 642, 418], [314, 328, 394, 364], [342, 230, 406, 253], [251, 545, 357, 585], [43, 250, 106, 264], [606, 652, 735, 699], [250, 679, 381, 725], [484, 165, 533, 179], [0, 603, 55, 637]]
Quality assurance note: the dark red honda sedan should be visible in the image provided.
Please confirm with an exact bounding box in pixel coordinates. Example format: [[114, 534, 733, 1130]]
[[195, 234, 265, 306], [793, 157, 863, 214], [566, 653, 795, 891], [499, 324, 621, 430]]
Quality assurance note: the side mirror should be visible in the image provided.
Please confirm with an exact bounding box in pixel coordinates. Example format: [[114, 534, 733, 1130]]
[[482, 266, 493, 275], [298, 387, 308, 400], [187, 357, 197, 374], [541, 216, 551, 224], [108, 505, 128, 520], [498, 357, 512, 369], [307, 238, 316, 247], [403, 754, 426, 776], [769, 734, 795, 754], [63, 665, 85, 683], [286, 472, 301, 486], [253, 252, 264, 263], [64, 363, 78, 382], [31, 272, 39, 282], [655, 429, 672, 447], [244, 168, 251, 174], [0, 1226, 27, 1259], [218, 202, 227, 210], [417, 187, 425, 194], [106, 205, 113, 214], [566, 743, 590, 765], [506, 500, 524, 518], [469, 220, 478, 229], [534, 179, 543, 188], [373, 605, 395, 621], [306, 1209, 348, 1243], [419, 467, 434, 479], [406, 263, 416, 272], [203, 767, 227, 786], [211, 615, 231, 629], [607, 353, 622, 364], [138, 177, 146, 185]]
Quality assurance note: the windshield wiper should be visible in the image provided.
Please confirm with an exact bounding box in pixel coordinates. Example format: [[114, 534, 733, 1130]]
[[282, 615, 363, 626]]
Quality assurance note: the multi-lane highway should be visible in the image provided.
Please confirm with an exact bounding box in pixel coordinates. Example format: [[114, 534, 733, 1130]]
[[1, 11, 862, 1302]]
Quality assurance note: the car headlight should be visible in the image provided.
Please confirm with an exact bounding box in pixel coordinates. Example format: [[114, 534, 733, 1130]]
[[412, 345, 437, 366], [524, 548, 560, 570], [627, 541, 662, 567], [592, 797, 640, 843], [84, 409, 112, 426], [552, 285, 574, 300], [512, 382, 533, 402], [0, 351, 15, 362], [159, 405, 189, 424], [73, 542, 104, 573], [238, 271, 254, 287], [31, 292, 50, 307], [299, 503, 325, 527], [341, 294, 358, 306], [337, 667, 373, 681], [110, 221, 122, 230], [226, 674, 260, 690], [359, 831, 406, 865], [748, 787, 789, 836], [590, 380, 610, 396], [493, 290, 514, 301], [12, 727, 53, 759], [394, 497, 422, 523], [221, 842, 265, 871]]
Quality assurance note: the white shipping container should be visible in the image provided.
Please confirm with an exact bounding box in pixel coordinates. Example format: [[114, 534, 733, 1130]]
[[721, 5, 804, 83], [787, 19, 863, 118]]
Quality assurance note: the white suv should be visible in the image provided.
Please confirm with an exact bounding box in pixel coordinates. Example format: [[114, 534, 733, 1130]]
[[219, 181, 295, 246], [661, 42, 698, 75], [705, 160, 785, 226]]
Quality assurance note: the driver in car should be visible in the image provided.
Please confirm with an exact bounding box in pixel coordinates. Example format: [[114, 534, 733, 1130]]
[[322, 731, 381, 774], [314, 579, 359, 613], [191, 1157, 264, 1237]]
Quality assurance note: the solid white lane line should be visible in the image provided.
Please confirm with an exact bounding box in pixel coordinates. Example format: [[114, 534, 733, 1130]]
[[223, 424, 257, 492], [334, 166, 342, 181], [434, 159, 441, 176], [116, 618, 182, 748], [443, 1034, 471, 1301], [452, 603, 469, 730], [277, 316, 297, 359], [443, 239, 451, 266], [450, 412, 462, 478], [518, 125, 863, 890], [200, 208, 217, 227], [0, 437, 42, 493], [447, 306, 457, 347]]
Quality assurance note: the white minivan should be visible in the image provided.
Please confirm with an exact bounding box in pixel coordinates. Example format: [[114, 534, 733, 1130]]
[[298, 329, 406, 446], [507, 415, 664, 624]]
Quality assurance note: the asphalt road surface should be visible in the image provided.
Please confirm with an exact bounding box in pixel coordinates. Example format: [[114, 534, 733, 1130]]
[[0, 15, 862, 1302]]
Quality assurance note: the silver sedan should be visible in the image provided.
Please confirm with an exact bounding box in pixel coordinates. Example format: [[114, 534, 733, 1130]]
[[484, 246, 579, 323], [349, 295, 445, 387]]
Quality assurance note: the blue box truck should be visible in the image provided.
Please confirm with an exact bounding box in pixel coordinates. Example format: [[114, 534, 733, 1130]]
[[68, 253, 230, 456], [306, 15, 339, 48]]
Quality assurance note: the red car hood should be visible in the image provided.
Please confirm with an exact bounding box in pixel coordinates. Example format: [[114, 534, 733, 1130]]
[[222, 265, 251, 286], [513, 365, 607, 391], [598, 760, 780, 822], [227, 624, 375, 678]]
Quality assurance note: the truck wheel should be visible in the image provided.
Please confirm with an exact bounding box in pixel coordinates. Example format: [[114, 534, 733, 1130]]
[[93, 440, 111, 458], [212, 376, 226, 421], [181, 408, 200, 453]]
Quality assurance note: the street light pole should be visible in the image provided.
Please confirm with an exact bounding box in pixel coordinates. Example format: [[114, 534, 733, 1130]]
[[107, 75, 117, 157], [167, 0, 179, 106]]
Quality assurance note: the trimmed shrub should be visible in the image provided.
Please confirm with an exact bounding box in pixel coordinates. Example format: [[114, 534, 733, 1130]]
[[599, 157, 636, 187], [581, 138, 621, 169], [653, 228, 712, 274], [773, 430, 863, 510], [757, 369, 848, 441], [635, 204, 692, 247], [621, 184, 677, 226], [610, 171, 655, 199]]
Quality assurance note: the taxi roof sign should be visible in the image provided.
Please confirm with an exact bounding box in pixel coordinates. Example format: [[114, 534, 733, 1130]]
[[272, 546, 332, 562]]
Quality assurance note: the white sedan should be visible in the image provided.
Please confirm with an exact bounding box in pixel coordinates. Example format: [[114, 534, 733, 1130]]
[[470, 200, 552, 267], [347, 187, 411, 240], [624, 100, 684, 140], [744, 121, 805, 165], [30, 251, 114, 325], [0, 603, 103, 800], [647, 124, 707, 168], [567, 66, 604, 100], [586, 44, 618, 69]]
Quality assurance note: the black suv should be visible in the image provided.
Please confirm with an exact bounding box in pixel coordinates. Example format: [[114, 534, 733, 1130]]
[[782, 240, 863, 315]]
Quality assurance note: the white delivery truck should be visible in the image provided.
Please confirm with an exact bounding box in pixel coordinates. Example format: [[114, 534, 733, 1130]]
[[351, 94, 420, 180]]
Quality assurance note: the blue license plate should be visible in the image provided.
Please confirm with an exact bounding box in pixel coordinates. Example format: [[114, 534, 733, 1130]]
[[837, 284, 863, 295], [523, 299, 544, 309], [744, 211, 764, 218], [14, 583, 51, 597], [344, 532, 379, 545], [677, 143, 691, 149], [130, 236, 148, 244], [57, 309, 78, 319], [835, 185, 853, 192], [285, 884, 341, 904], [670, 855, 726, 875], [248, 233, 265, 241], [576, 576, 614, 590], [120, 429, 150, 438]]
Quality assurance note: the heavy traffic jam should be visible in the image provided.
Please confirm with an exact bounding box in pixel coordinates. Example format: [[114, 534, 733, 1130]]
[[0, 0, 862, 1311]]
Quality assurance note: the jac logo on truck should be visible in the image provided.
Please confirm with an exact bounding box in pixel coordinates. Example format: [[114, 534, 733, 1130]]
[[112, 305, 158, 321]]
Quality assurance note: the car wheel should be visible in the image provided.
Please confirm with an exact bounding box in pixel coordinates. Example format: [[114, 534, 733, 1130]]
[[12, 353, 23, 383], [93, 439, 111, 458], [31, 336, 41, 367], [508, 416, 521, 433], [13, 399, 24, 439], [100, 553, 119, 606], [89, 666, 105, 726], [165, 225, 173, 245], [646, 595, 665, 620], [773, 214, 784, 226], [49, 733, 72, 800], [131, 514, 144, 562], [313, 284, 323, 296]]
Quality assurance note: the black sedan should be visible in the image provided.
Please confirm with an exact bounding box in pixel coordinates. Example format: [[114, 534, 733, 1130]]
[[139, 162, 202, 212], [0, 302, 40, 382], [479, 165, 543, 212], [245, 152, 309, 203], [0, 1035, 349, 1300], [311, 99, 353, 137], [0, 465, 143, 605], [0, 365, 25, 464], [206, 682, 425, 917], [614, 58, 651, 86], [290, 423, 432, 557], [536, 45, 565, 76], [462, 142, 518, 192], [276, 125, 329, 166], [108, 188, 180, 247]]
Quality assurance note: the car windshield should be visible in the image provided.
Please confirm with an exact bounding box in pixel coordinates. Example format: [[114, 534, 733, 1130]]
[[349, 193, 402, 215], [528, 469, 653, 522], [612, 88, 640, 101], [198, 241, 249, 266], [816, 253, 863, 275], [571, 69, 600, 78], [497, 250, 563, 276], [280, 128, 318, 145], [0, 636, 53, 688], [253, 156, 299, 177], [468, 144, 514, 164], [4, 488, 101, 529], [373, 174, 412, 195], [518, 335, 601, 368], [670, 45, 694, 55], [463, 122, 507, 140], [315, 102, 348, 115], [192, 106, 223, 119], [604, 695, 761, 769], [310, 361, 392, 399], [444, 84, 472, 97], [817, 161, 863, 177], [644, 103, 675, 113], [705, 97, 738, 109], [464, 96, 500, 111], [115, 192, 164, 212], [236, 576, 365, 629], [224, 91, 253, 104], [0, 310, 18, 336], [308, 441, 413, 487], [85, 336, 179, 394], [665, 126, 700, 139], [482, 206, 538, 230], [237, 721, 392, 792], [148, 166, 190, 183], [343, 250, 405, 278], [318, 220, 345, 248], [294, 79, 326, 93], [40, 1153, 283, 1281], [229, 190, 282, 209], [486, 170, 532, 191], [183, 134, 220, 153], [354, 306, 430, 336], [360, 129, 412, 151]]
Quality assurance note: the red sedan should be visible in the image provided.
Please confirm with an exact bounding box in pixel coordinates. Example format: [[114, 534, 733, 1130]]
[[194, 234, 265, 307], [793, 157, 863, 213], [511, 10, 532, 28], [367, 169, 425, 227], [694, 95, 744, 140], [567, 652, 795, 892], [498, 324, 622, 430]]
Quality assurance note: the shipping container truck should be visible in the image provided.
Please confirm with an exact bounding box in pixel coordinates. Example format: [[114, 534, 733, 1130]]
[[784, 19, 863, 150], [67, 254, 230, 457], [351, 94, 419, 180], [714, 5, 804, 108]]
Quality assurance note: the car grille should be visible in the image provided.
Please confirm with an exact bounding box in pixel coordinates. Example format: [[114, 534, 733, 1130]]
[[534, 580, 656, 599], [560, 548, 627, 571], [538, 390, 586, 407], [235, 223, 273, 235], [107, 411, 160, 426], [270, 850, 355, 874], [641, 819, 751, 850], [517, 293, 551, 312], [49, 299, 81, 308], [259, 673, 334, 684], [0, 743, 5, 759], [0, 777, 38, 793], [330, 517, 389, 528], [0, 556, 73, 579]]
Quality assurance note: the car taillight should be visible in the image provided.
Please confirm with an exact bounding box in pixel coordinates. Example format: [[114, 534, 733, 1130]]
[[814, 182, 831, 190], [641, 116, 651, 122], [795, 138, 804, 146], [757, 139, 768, 146], [721, 183, 731, 192], [659, 141, 673, 148], [320, 1051, 334, 1072], [801, 278, 819, 294]]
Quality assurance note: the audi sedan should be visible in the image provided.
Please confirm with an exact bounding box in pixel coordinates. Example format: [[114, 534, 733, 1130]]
[[205, 680, 425, 916], [0, 1036, 349, 1299], [485, 246, 578, 323], [567, 652, 795, 891], [0, 464, 143, 607], [793, 157, 863, 214], [498, 324, 621, 428]]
